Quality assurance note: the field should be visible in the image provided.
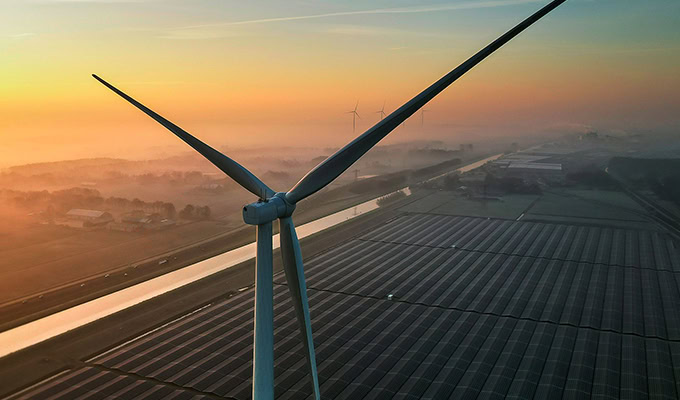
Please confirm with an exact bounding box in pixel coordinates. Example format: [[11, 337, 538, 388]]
[[0, 153, 489, 330], [0, 220, 236, 304]]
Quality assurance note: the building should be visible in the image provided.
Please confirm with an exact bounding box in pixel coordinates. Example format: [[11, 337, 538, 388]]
[[58, 209, 113, 229], [505, 162, 564, 183], [115, 211, 176, 231], [490, 154, 565, 184], [121, 210, 157, 225]]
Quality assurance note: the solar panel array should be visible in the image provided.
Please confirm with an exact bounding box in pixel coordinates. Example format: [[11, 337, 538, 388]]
[[10, 214, 680, 399]]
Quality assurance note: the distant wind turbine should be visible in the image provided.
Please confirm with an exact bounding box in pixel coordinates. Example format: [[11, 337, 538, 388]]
[[346, 101, 360, 133], [92, 1, 568, 399], [376, 100, 387, 121], [421, 109, 429, 128]]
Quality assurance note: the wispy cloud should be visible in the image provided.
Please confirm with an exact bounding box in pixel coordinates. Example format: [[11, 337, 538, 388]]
[[172, 0, 541, 34], [321, 24, 437, 37], [157, 28, 244, 40], [34, 0, 158, 3], [4, 33, 36, 38], [179, 0, 542, 29], [121, 80, 188, 85]]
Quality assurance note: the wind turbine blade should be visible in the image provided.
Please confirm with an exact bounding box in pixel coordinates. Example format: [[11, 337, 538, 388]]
[[354, 100, 359, 112], [92, 74, 275, 199], [279, 217, 320, 400], [285, 0, 566, 204]]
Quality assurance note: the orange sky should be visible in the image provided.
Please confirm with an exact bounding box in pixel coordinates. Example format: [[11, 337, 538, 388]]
[[1, 0, 679, 167]]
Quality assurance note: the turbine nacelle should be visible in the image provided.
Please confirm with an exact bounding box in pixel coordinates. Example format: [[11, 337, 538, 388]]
[[242, 192, 296, 226]]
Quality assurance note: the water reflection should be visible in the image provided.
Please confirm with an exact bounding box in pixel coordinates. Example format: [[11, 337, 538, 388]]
[[0, 153, 502, 357]]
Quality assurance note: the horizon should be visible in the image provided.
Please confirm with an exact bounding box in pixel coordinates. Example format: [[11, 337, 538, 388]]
[[3, 3, 680, 398], [2, 0, 679, 167]]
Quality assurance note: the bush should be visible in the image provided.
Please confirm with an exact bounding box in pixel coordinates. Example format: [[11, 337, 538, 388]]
[[179, 204, 212, 220], [377, 190, 407, 207]]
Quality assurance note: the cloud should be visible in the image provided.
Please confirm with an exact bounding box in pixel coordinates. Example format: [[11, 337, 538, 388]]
[[321, 24, 437, 37], [157, 29, 243, 40], [121, 80, 188, 85], [179, 0, 542, 29], [5, 33, 36, 38], [163, 0, 542, 39], [33, 0, 158, 3]]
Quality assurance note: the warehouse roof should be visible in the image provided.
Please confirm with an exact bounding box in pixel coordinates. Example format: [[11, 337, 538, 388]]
[[507, 162, 563, 171], [66, 209, 108, 219]]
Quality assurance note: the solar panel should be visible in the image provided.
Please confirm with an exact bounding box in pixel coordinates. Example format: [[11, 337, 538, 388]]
[[9, 214, 680, 400]]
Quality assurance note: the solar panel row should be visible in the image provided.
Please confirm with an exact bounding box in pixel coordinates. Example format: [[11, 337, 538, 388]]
[[9, 214, 680, 399], [17, 288, 679, 399], [295, 239, 680, 340], [13, 367, 221, 400], [363, 214, 680, 271]]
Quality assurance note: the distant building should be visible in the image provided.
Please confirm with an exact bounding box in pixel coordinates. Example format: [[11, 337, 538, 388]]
[[121, 210, 156, 225], [59, 209, 113, 229], [117, 210, 176, 231], [66, 209, 109, 220], [198, 183, 225, 193], [459, 143, 474, 152], [579, 131, 599, 141], [490, 153, 565, 184]]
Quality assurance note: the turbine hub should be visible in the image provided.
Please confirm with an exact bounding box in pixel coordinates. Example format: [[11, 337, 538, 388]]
[[242, 192, 295, 225]]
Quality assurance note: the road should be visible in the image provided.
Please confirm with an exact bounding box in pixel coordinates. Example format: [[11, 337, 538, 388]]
[[0, 154, 500, 332]]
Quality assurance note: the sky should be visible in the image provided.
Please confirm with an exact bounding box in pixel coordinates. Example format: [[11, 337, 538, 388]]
[[1, 0, 679, 166]]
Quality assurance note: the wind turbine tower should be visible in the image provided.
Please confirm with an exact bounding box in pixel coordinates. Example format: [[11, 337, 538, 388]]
[[421, 109, 429, 129], [376, 100, 387, 121], [346, 101, 360, 133]]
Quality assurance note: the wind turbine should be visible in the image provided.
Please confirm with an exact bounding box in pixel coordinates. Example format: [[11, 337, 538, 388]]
[[346, 101, 360, 133], [421, 109, 429, 128], [376, 100, 387, 121], [92, 1, 567, 398]]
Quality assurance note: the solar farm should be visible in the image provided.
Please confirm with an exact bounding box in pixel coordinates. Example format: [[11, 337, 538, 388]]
[[12, 199, 680, 399]]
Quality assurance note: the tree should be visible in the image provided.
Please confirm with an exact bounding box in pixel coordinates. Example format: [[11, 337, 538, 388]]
[[197, 206, 211, 219], [162, 202, 176, 219], [179, 204, 195, 220], [131, 198, 144, 210]]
